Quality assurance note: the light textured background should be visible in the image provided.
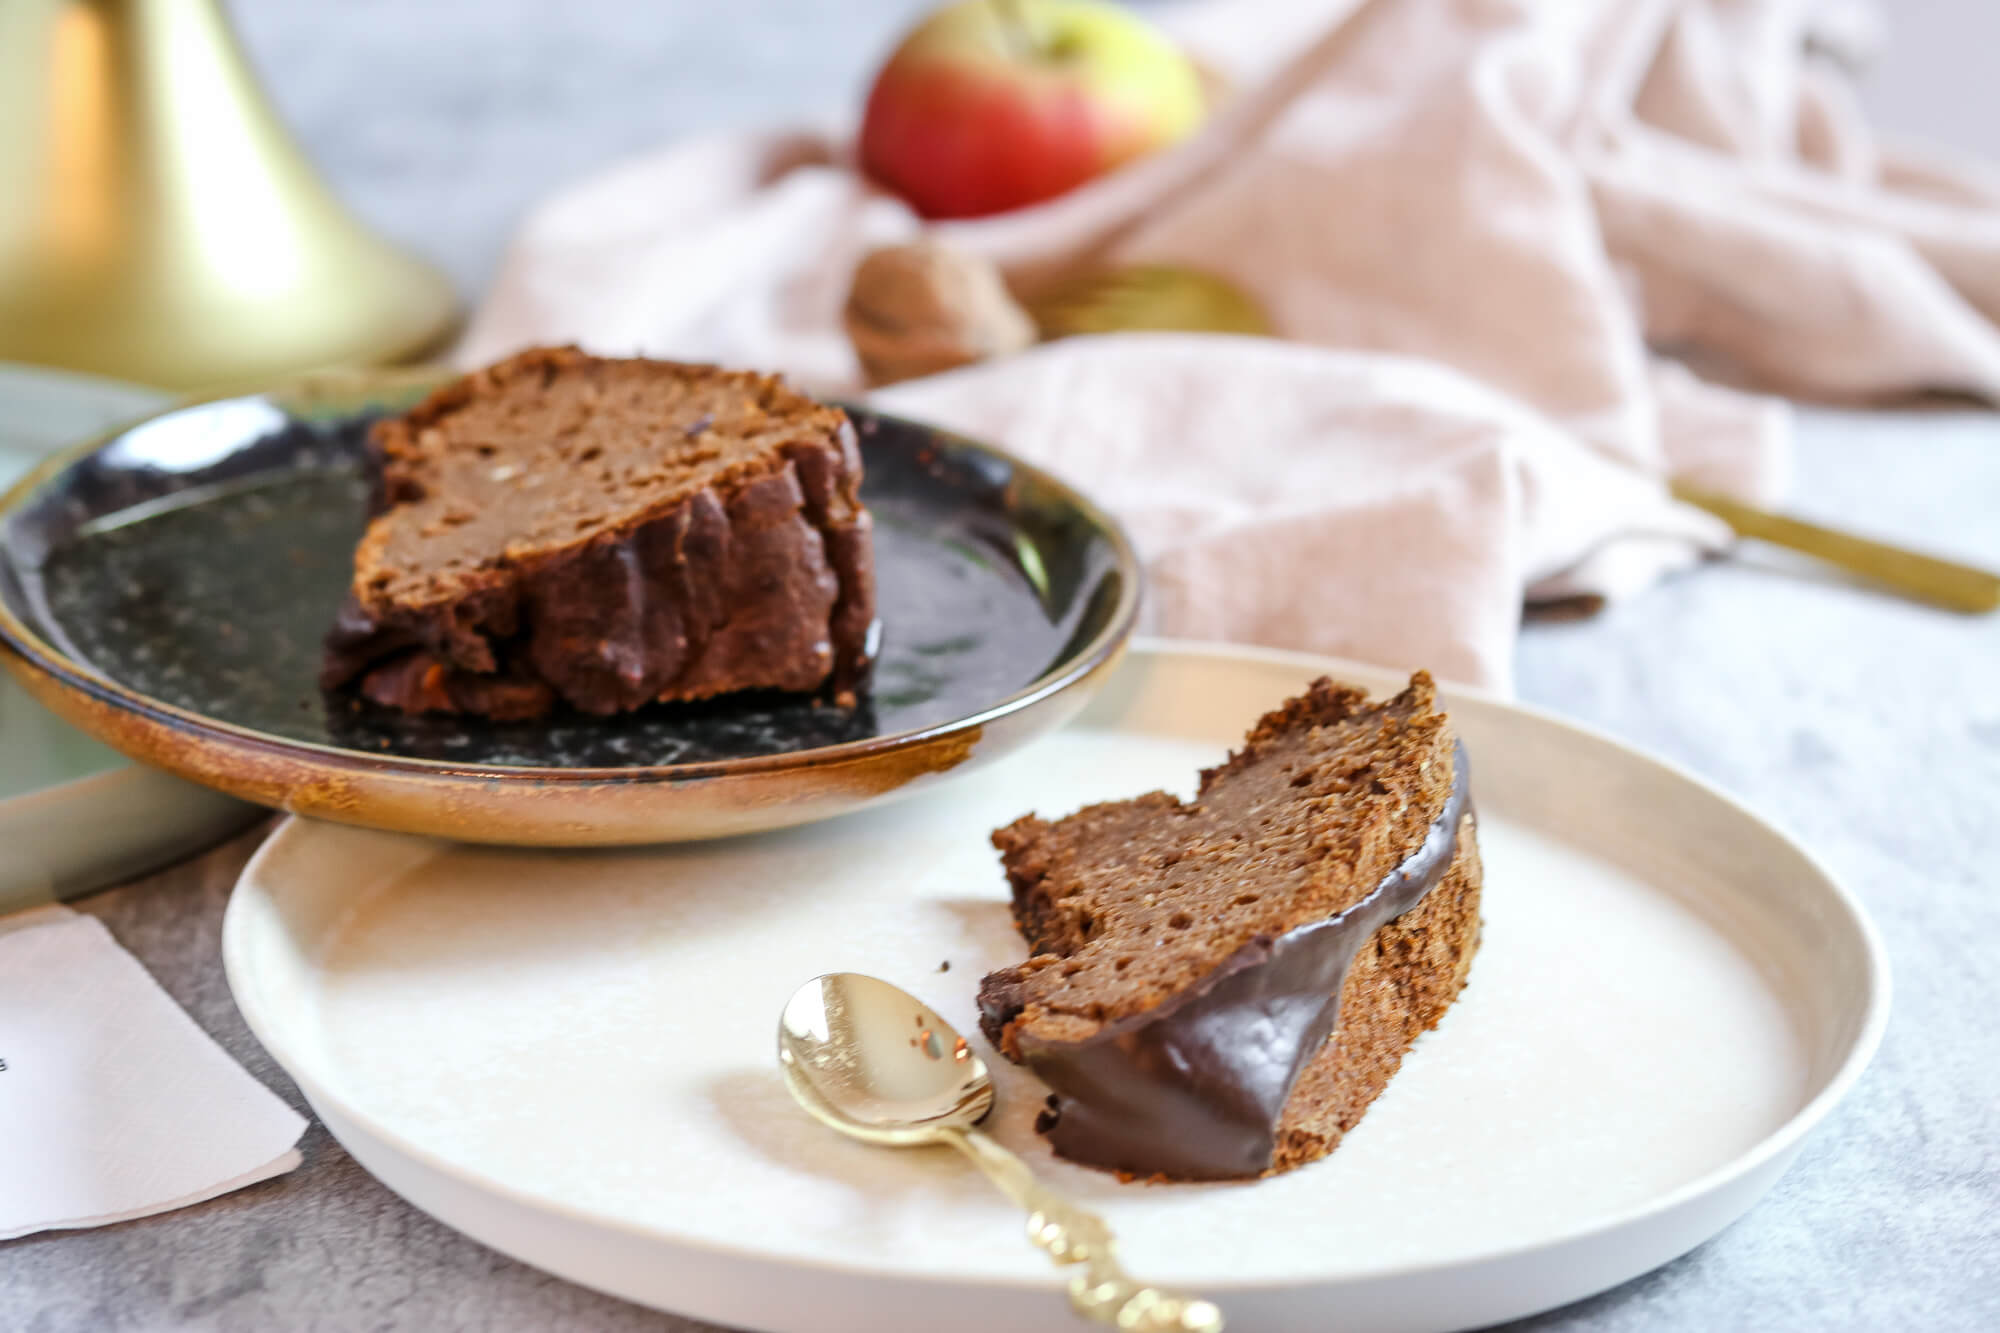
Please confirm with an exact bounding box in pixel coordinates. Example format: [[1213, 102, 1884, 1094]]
[[220, 0, 2000, 299], [6, 2, 1998, 1330]]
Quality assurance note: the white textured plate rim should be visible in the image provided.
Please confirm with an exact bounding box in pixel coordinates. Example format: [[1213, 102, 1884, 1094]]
[[222, 636, 1892, 1296]]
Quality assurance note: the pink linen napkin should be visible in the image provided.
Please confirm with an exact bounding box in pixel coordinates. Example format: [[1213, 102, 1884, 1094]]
[[460, 0, 2000, 691], [874, 334, 1724, 690]]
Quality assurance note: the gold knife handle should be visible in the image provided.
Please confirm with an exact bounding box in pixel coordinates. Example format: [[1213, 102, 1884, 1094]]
[[1672, 482, 2000, 614], [939, 1126, 1224, 1332]]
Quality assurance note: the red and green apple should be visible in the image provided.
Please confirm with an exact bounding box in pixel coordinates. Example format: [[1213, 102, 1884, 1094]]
[[859, 0, 1207, 220]]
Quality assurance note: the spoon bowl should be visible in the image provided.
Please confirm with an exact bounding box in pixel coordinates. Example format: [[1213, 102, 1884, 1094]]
[[778, 972, 993, 1146], [776, 972, 1224, 1331]]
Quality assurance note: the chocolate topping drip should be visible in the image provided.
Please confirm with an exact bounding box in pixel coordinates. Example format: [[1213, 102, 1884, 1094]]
[[980, 744, 1471, 1181]]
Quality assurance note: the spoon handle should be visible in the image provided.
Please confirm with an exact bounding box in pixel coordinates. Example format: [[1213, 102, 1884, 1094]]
[[939, 1126, 1224, 1332], [1671, 481, 2000, 613]]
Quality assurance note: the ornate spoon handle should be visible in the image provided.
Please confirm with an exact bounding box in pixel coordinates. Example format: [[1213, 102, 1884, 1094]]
[[939, 1126, 1224, 1332]]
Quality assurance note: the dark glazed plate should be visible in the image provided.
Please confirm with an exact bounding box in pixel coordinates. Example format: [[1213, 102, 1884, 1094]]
[[0, 370, 1139, 845]]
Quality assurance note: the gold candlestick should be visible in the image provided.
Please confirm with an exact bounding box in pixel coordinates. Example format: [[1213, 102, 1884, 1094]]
[[0, 0, 458, 390]]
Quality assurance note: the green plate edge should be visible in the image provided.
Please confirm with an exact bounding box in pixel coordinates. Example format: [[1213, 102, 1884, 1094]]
[[0, 362, 262, 912]]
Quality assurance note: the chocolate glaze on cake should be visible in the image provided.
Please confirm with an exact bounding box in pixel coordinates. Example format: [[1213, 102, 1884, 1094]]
[[978, 674, 1482, 1181], [321, 348, 876, 720], [985, 747, 1467, 1179]]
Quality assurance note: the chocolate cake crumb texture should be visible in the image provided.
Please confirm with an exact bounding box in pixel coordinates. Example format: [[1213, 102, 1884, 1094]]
[[321, 347, 876, 719], [978, 672, 1483, 1180]]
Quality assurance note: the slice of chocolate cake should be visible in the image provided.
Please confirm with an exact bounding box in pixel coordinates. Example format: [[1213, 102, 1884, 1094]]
[[978, 673, 1481, 1182], [322, 347, 876, 720]]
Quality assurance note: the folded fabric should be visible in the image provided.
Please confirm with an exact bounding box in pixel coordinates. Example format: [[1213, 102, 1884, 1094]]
[[0, 905, 306, 1240], [875, 334, 1723, 690], [459, 0, 1996, 687]]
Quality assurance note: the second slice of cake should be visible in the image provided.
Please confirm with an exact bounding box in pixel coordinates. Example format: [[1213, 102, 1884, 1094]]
[[978, 673, 1481, 1181], [322, 347, 877, 720]]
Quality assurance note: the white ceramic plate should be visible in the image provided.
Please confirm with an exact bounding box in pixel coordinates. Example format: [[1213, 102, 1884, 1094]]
[[0, 363, 258, 911], [223, 641, 1889, 1333]]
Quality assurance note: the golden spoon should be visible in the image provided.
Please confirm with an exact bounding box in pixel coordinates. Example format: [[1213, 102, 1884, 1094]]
[[843, 244, 1269, 386], [1022, 265, 1273, 341], [1671, 481, 2000, 614], [777, 972, 1224, 1332]]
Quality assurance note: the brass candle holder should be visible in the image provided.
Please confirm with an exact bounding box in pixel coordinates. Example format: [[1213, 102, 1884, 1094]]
[[0, 0, 458, 390]]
